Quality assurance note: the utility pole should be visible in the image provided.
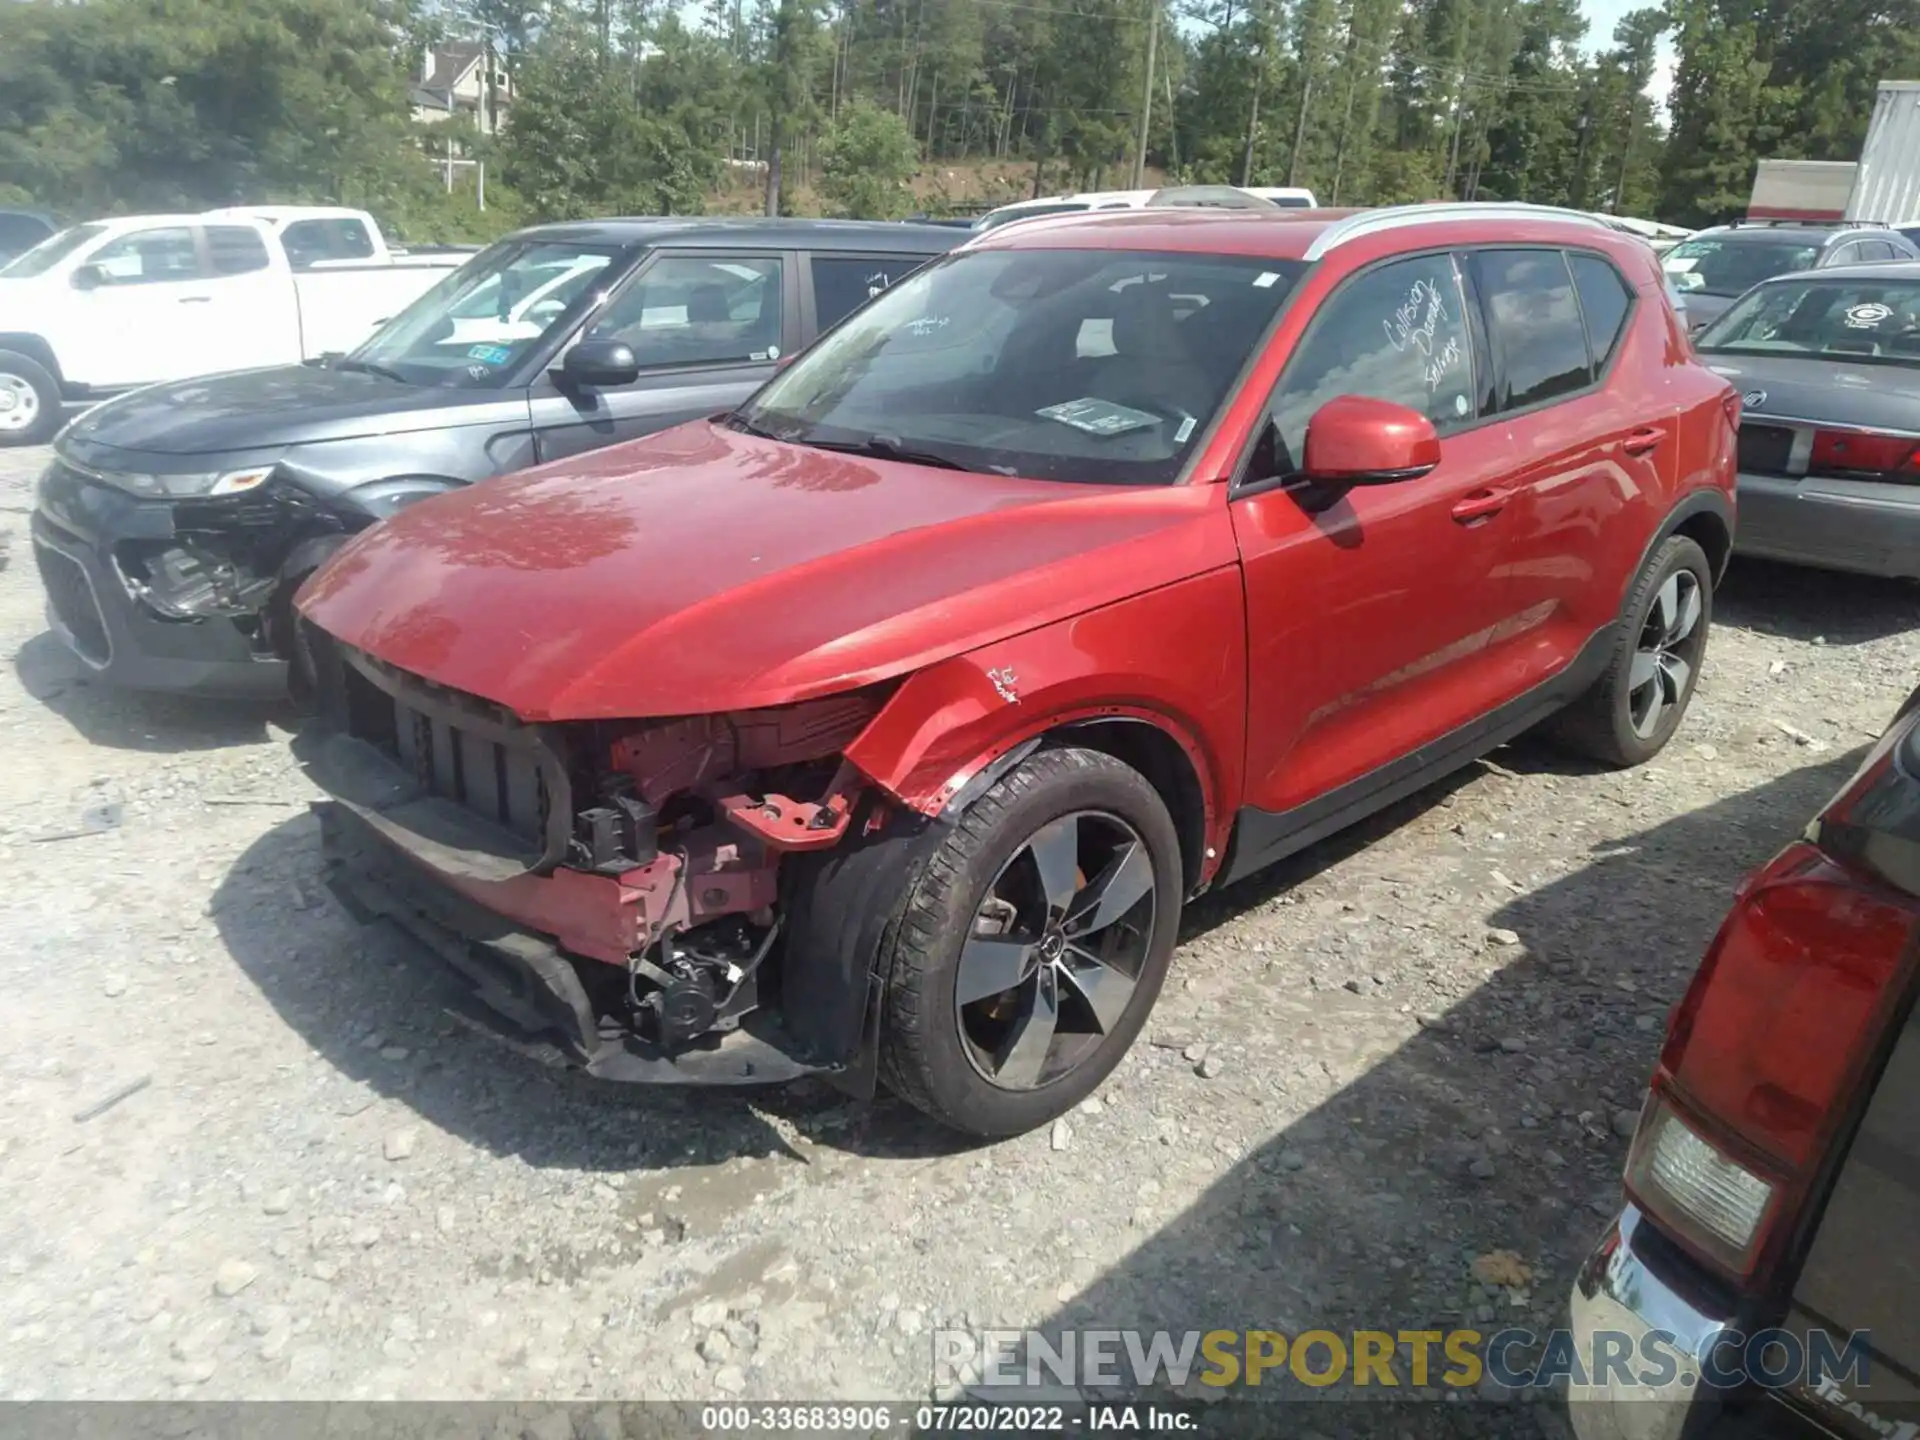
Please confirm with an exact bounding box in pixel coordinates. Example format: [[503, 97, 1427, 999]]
[[1572, 108, 1591, 208], [1240, 36, 1265, 185], [1612, 92, 1639, 214], [1132, 0, 1159, 189], [1444, 77, 1470, 195], [1287, 57, 1313, 186], [479, 36, 495, 210]]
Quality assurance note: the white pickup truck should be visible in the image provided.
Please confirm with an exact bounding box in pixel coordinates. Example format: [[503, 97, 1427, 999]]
[[0, 207, 473, 445]]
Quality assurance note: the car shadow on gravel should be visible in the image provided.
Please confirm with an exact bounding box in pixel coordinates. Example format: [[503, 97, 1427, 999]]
[[13, 631, 296, 752], [213, 814, 978, 1178], [1005, 751, 1864, 1440], [1717, 557, 1920, 646]]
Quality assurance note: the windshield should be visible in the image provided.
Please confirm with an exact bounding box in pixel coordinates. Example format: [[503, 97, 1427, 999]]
[[1663, 236, 1821, 298], [346, 239, 623, 386], [736, 248, 1304, 484], [0, 223, 105, 279], [1697, 279, 1920, 365]]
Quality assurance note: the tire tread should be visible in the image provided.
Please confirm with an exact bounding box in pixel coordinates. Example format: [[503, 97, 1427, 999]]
[[875, 746, 1176, 1133], [1553, 534, 1711, 768]]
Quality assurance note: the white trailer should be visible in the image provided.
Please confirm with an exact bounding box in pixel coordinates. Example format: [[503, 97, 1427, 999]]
[[1846, 80, 1920, 225], [1747, 159, 1857, 222]]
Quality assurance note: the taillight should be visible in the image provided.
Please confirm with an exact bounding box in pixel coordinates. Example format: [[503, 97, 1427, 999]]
[[1809, 427, 1920, 480], [1626, 842, 1920, 1277]]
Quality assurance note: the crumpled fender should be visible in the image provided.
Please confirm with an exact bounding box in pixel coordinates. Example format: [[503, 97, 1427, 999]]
[[841, 563, 1249, 874]]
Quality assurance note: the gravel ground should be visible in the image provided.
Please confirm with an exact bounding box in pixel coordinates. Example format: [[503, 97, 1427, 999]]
[[2, 439, 1917, 1433]]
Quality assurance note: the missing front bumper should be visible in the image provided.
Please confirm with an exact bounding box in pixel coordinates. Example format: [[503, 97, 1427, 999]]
[[317, 799, 838, 1086]]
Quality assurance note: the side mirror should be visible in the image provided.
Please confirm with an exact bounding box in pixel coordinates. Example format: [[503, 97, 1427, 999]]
[[1302, 395, 1440, 485], [71, 264, 107, 291], [558, 338, 640, 388]]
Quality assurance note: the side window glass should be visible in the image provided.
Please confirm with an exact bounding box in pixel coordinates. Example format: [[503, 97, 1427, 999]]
[[1476, 249, 1590, 410], [1867, 241, 1898, 262], [89, 227, 201, 285], [205, 226, 271, 277], [587, 255, 784, 368], [1825, 242, 1860, 267], [1569, 253, 1634, 375], [810, 255, 924, 331], [283, 218, 376, 269], [1269, 252, 1475, 467]]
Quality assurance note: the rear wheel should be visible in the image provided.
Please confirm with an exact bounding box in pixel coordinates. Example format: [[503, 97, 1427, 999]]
[[0, 350, 60, 447], [1554, 534, 1712, 767], [876, 746, 1181, 1136]]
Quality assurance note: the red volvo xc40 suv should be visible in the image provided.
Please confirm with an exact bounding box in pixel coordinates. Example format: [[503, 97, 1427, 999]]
[[293, 202, 1740, 1136]]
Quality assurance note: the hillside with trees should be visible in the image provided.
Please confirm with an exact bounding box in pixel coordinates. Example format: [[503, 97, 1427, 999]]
[[2, 0, 1918, 238]]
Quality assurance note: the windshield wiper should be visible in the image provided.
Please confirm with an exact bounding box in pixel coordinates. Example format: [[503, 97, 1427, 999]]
[[799, 434, 973, 471], [331, 357, 411, 384], [726, 412, 790, 442]]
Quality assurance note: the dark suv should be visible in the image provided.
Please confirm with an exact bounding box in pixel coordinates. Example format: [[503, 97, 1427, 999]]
[[32, 218, 957, 698], [1571, 683, 1920, 1439], [1663, 222, 1920, 331]]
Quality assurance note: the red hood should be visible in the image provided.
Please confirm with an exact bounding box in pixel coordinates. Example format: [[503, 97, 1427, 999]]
[[297, 421, 1234, 720]]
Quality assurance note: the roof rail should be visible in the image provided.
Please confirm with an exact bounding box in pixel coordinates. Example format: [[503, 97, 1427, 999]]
[[1302, 202, 1612, 260]]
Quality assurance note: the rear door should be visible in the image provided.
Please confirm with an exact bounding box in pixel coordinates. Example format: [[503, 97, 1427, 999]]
[[529, 248, 793, 464], [199, 224, 301, 372], [1473, 246, 1679, 692]]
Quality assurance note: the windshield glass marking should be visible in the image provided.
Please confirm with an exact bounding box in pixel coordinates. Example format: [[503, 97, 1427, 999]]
[[738, 249, 1304, 486]]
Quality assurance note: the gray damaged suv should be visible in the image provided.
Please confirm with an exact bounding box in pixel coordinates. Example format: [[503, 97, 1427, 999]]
[[31, 217, 957, 698]]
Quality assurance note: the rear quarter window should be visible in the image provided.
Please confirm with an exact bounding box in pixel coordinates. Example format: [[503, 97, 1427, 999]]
[[1475, 248, 1591, 410], [1569, 253, 1635, 375], [206, 226, 272, 276], [811, 255, 926, 330]]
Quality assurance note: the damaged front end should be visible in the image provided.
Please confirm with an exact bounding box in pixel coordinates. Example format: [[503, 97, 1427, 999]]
[[300, 633, 944, 1088], [33, 452, 357, 690], [112, 486, 325, 638]]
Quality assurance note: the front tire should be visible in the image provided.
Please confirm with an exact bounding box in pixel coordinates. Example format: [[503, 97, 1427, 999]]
[[876, 746, 1182, 1137], [0, 350, 60, 447], [1554, 534, 1712, 767]]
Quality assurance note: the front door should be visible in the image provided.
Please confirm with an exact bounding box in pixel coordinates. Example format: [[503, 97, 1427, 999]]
[[1230, 250, 1526, 847], [530, 250, 791, 464], [62, 225, 218, 388]]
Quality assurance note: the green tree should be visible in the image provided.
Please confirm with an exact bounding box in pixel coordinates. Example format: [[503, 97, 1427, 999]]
[[818, 99, 919, 215], [497, 17, 718, 218], [0, 0, 431, 217]]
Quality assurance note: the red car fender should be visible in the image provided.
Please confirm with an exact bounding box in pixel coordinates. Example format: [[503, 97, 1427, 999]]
[[841, 564, 1249, 885]]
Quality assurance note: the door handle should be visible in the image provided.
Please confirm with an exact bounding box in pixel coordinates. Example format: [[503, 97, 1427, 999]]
[[1623, 427, 1663, 456], [177, 295, 213, 304], [1451, 489, 1509, 523]]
